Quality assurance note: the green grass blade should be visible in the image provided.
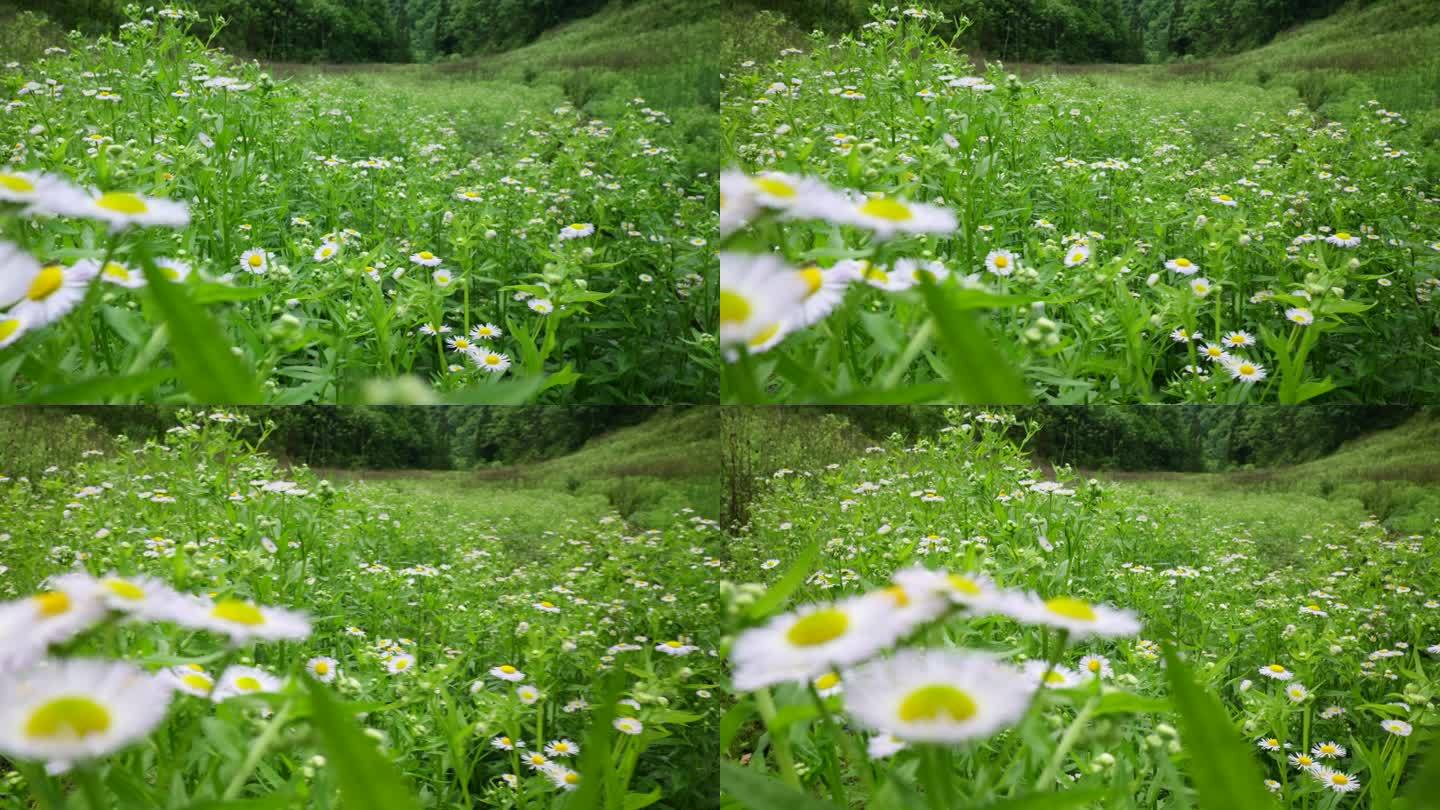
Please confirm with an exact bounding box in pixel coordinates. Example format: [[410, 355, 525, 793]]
[[138, 254, 263, 403], [1161, 646, 1276, 810], [304, 680, 422, 810], [720, 763, 840, 810]]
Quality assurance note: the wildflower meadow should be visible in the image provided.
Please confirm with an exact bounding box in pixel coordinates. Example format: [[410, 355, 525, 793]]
[[0, 408, 721, 808], [0, 6, 716, 404], [721, 408, 1440, 808], [719, 6, 1440, 404]]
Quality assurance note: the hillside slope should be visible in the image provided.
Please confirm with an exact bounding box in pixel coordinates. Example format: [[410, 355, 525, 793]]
[[1168, 0, 1440, 114]]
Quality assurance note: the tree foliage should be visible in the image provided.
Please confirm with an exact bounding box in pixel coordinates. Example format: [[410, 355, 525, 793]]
[[66, 405, 663, 469], [739, 0, 1361, 62], [7, 0, 640, 63]]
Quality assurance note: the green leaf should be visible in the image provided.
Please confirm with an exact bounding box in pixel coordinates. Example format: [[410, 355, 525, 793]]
[[138, 254, 262, 403], [1161, 646, 1277, 810], [22, 369, 175, 404], [623, 788, 663, 809], [721, 698, 756, 751], [975, 786, 1110, 809], [1092, 691, 1171, 717], [720, 763, 840, 810], [745, 540, 820, 621], [916, 278, 1031, 403], [304, 679, 421, 810], [1293, 378, 1337, 403]]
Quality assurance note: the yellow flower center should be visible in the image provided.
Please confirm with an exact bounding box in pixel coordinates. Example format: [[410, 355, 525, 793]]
[[1088, 659, 1101, 672], [753, 177, 796, 199], [885, 586, 911, 607], [0, 318, 20, 342], [1268, 665, 1286, 673], [1044, 597, 1097, 622], [1266, 738, 1279, 747], [235, 676, 262, 691], [947, 574, 982, 596], [994, 255, 1009, 268], [719, 290, 750, 324], [25, 697, 111, 740], [1043, 671, 1068, 685], [1335, 232, 1351, 240], [485, 354, 502, 365], [395, 658, 410, 670], [800, 267, 824, 296], [1218, 194, 1233, 202], [664, 641, 683, 648], [419, 251, 434, 260], [898, 684, 977, 723], [211, 599, 265, 626], [315, 661, 330, 674], [567, 224, 587, 231], [1175, 258, 1191, 267], [859, 197, 913, 222], [540, 601, 555, 609], [1239, 364, 1256, 375], [35, 591, 71, 617], [27, 266, 64, 301], [1331, 774, 1349, 785], [248, 254, 263, 267], [815, 673, 841, 690], [95, 192, 148, 215], [182, 673, 213, 691], [500, 665, 517, 674], [1298, 756, 1312, 765], [102, 262, 130, 280], [786, 609, 850, 646], [564, 773, 580, 785], [748, 323, 780, 348], [0, 173, 36, 193], [105, 579, 145, 600]]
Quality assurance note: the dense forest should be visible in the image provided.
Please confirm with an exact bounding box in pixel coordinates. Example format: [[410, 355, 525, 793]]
[[46, 406, 665, 469], [5, 0, 621, 62], [740, 0, 1361, 62]]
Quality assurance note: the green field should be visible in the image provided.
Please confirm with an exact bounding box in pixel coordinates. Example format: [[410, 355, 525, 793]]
[[0, 408, 721, 808], [719, 0, 1440, 405], [722, 410, 1440, 807], [0, 3, 718, 404]]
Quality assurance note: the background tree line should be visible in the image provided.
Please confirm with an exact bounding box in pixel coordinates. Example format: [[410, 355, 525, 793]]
[[735, 0, 1364, 63], [64, 405, 662, 469], [5, 0, 628, 63]]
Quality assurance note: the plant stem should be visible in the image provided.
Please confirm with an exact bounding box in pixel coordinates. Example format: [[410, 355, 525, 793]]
[[222, 698, 295, 799], [753, 688, 802, 788], [1035, 695, 1099, 790]]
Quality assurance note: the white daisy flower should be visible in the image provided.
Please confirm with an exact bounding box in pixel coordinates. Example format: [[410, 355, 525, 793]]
[[1025, 660, 1081, 689], [172, 596, 311, 644], [844, 649, 1036, 743], [212, 666, 282, 702], [386, 654, 416, 675], [469, 348, 510, 374], [612, 717, 643, 735], [1189, 277, 1213, 297], [843, 195, 956, 240], [999, 592, 1141, 638], [306, 657, 339, 683], [45, 188, 189, 231], [1258, 664, 1293, 681], [1165, 257, 1199, 275], [0, 658, 173, 765], [719, 252, 808, 349], [1063, 244, 1090, 267], [96, 260, 146, 289], [1226, 358, 1267, 383], [1285, 307, 1314, 326], [1077, 654, 1113, 679], [985, 249, 1019, 277], [544, 764, 581, 790], [490, 665, 526, 682], [544, 739, 579, 758], [528, 298, 554, 315], [313, 241, 340, 262], [1380, 719, 1412, 737], [161, 664, 215, 698], [0, 257, 100, 330], [1324, 231, 1360, 248], [410, 250, 442, 266], [239, 248, 268, 274], [558, 223, 595, 240], [729, 593, 914, 691], [0, 573, 107, 673], [516, 684, 540, 704]]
